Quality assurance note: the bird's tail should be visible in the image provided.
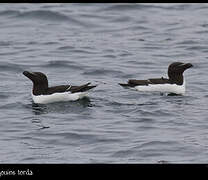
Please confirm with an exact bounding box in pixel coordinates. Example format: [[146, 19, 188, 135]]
[[119, 83, 129, 87], [118, 83, 134, 88], [70, 83, 97, 93]]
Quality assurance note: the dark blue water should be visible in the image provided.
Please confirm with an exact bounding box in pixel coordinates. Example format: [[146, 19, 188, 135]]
[[0, 3, 207, 163]]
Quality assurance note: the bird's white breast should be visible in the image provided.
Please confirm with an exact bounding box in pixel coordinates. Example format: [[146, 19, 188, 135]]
[[134, 80, 185, 95], [31, 91, 88, 104]]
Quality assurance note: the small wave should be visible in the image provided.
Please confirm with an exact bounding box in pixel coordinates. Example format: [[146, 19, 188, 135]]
[[54, 47, 98, 55], [0, 62, 26, 72], [186, 45, 208, 51], [0, 10, 20, 16], [135, 117, 155, 123], [195, 30, 208, 35], [140, 140, 178, 149], [83, 68, 123, 76], [98, 4, 140, 12], [0, 41, 13, 46], [30, 131, 105, 146], [0, 102, 23, 110], [98, 4, 161, 12], [72, 49, 99, 54], [56, 132, 97, 140], [0, 51, 19, 56], [110, 16, 131, 23], [112, 149, 134, 158], [134, 109, 173, 117], [0, 93, 9, 99], [57, 45, 75, 51], [106, 100, 137, 107], [193, 5, 208, 10], [41, 41, 59, 45], [176, 40, 199, 45], [12, 10, 93, 28], [98, 4, 190, 12], [119, 52, 133, 57], [200, 23, 208, 28], [43, 60, 84, 70], [125, 25, 150, 31], [102, 54, 117, 58], [16, 10, 69, 21]]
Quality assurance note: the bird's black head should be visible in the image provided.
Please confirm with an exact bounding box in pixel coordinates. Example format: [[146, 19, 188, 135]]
[[167, 62, 193, 85], [23, 71, 48, 95]]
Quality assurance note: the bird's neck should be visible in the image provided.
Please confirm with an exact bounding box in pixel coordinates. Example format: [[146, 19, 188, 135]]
[[33, 84, 48, 95], [169, 74, 184, 85]]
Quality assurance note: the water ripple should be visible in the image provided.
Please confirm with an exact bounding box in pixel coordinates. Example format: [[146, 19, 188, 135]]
[[16, 10, 69, 21]]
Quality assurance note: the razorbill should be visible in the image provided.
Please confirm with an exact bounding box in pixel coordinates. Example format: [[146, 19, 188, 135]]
[[23, 71, 97, 104], [119, 62, 193, 95]]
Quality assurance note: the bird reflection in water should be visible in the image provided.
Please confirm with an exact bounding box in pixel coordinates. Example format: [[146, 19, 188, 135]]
[[31, 96, 92, 115]]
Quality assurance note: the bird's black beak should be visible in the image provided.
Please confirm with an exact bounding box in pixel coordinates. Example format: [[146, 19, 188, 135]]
[[23, 71, 37, 81], [184, 63, 193, 69], [179, 63, 193, 70]]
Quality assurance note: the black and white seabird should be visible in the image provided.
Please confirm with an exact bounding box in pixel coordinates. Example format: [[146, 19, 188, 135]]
[[119, 62, 193, 95], [23, 71, 97, 104]]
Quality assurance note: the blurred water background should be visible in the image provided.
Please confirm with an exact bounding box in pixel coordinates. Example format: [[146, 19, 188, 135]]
[[0, 3, 207, 163]]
